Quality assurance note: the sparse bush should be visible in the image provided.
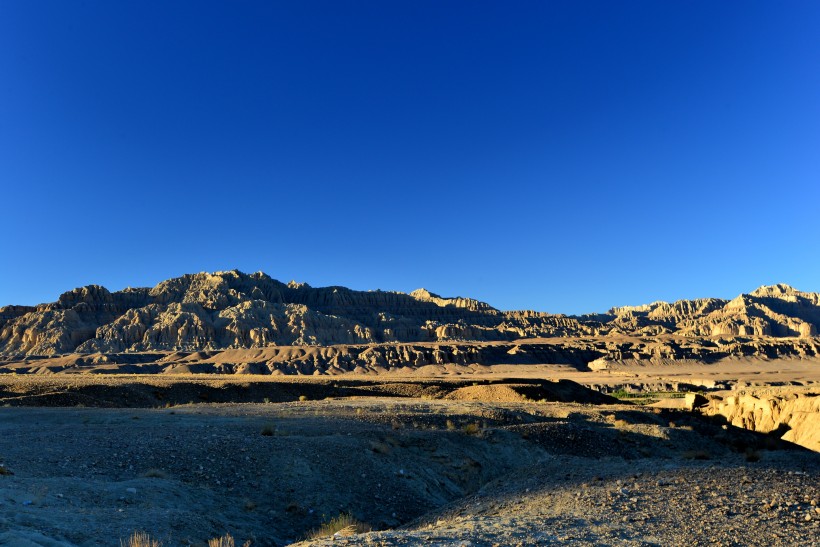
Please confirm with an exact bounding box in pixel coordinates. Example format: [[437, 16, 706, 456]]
[[369, 440, 391, 454], [298, 395, 308, 402], [0, 465, 13, 476], [141, 468, 167, 479], [445, 419, 457, 431], [260, 424, 275, 436], [208, 533, 251, 547], [683, 450, 711, 460], [614, 419, 629, 429], [120, 531, 161, 547], [463, 422, 481, 436], [307, 513, 371, 539]]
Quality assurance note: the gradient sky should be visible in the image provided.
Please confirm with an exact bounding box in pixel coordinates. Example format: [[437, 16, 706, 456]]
[[1, 1, 818, 314]]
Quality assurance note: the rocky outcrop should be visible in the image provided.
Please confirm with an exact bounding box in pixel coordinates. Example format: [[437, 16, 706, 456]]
[[0, 341, 605, 375], [0, 272, 818, 358], [409, 288, 498, 313], [702, 390, 820, 451], [4, 335, 820, 378], [605, 284, 820, 339]]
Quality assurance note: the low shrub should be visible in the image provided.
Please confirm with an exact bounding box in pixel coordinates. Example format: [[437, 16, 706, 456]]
[[120, 532, 161, 547], [141, 468, 166, 479], [306, 513, 371, 540]]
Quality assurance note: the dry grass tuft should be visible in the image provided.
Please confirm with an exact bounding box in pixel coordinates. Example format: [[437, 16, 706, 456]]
[[120, 531, 161, 547], [208, 533, 251, 547], [463, 422, 481, 435], [307, 513, 371, 540]]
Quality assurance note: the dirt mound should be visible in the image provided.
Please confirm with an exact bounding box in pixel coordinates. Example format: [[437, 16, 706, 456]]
[[446, 384, 527, 402], [445, 380, 617, 405], [0, 377, 616, 408]]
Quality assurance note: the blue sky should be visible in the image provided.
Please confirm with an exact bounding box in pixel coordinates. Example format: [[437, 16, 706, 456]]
[[1, 1, 818, 314]]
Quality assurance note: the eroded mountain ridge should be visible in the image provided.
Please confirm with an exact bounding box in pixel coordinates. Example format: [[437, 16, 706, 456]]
[[1, 271, 818, 359]]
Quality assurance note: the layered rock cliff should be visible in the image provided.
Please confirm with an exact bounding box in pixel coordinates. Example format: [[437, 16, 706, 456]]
[[0, 271, 818, 358], [702, 389, 820, 451]]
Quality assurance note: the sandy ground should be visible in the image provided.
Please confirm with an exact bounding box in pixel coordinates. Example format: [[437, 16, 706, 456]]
[[593, 356, 820, 386], [0, 393, 818, 546], [3, 352, 819, 389]]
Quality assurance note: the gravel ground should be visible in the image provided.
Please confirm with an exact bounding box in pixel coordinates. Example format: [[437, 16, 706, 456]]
[[0, 398, 817, 546], [299, 456, 820, 546]]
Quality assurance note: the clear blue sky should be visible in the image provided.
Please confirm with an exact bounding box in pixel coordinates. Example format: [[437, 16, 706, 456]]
[[1, 1, 818, 314]]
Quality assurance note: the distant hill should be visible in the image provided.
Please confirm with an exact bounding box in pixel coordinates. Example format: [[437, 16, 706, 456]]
[[0, 271, 817, 357]]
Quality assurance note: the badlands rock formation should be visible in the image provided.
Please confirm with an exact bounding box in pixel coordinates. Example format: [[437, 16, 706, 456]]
[[702, 389, 820, 451], [0, 271, 819, 362]]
